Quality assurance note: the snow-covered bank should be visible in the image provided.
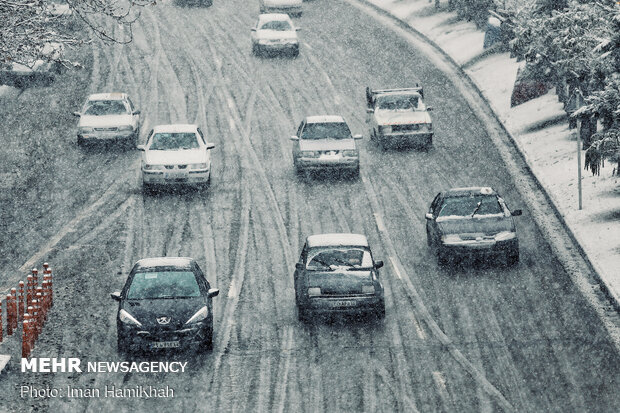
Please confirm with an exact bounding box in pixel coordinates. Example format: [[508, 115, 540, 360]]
[[367, 0, 620, 305]]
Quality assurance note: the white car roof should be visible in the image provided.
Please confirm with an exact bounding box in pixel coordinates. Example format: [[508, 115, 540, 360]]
[[152, 124, 198, 134], [305, 115, 346, 124], [134, 257, 195, 270], [87, 92, 127, 101], [258, 13, 292, 23], [306, 233, 369, 248]]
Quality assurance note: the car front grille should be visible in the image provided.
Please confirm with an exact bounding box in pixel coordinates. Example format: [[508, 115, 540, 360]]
[[94, 127, 119, 131], [177, 165, 188, 169], [391, 124, 420, 132]]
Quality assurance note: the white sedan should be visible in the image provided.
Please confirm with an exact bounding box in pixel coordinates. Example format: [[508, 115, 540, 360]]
[[138, 124, 215, 192], [251, 14, 300, 57]]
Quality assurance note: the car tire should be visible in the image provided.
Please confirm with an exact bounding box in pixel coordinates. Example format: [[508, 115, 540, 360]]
[[117, 334, 130, 355], [291, 47, 299, 58], [374, 301, 386, 319], [203, 328, 214, 351], [426, 227, 432, 247], [424, 136, 433, 151], [351, 165, 360, 178], [506, 248, 519, 266], [77, 136, 85, 146], [142, 182, 155, 194], [297, 306, 310, 322], [437, 249, 449, 266]]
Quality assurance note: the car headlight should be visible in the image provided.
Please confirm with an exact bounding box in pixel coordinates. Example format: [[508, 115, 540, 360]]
[[78, 126, 93, 133], [342, 150, 357, 157], [441, 234, 462, 244], [258, 39, 270, 45], [379, 125, 392, 134], [118, 125, 134, 131], [190, 163, 208, 170], [185, 306, 209, 324], [307, 287, 321, 296], [495, 231, 516, 241], [361, 285, 375, 294], [119, 309, 142, 327], [143, 164, 164, 170], [302, 151, 319, 158]]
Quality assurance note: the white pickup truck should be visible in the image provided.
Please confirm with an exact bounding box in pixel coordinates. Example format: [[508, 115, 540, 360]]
[[366, 86, 433, 149]]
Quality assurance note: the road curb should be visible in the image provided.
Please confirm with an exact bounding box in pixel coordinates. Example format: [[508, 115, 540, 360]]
[[354, 0, 619, 311]]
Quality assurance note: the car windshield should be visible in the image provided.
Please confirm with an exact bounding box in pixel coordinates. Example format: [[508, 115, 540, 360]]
[[84, 100, 128, 116], [149, 132, 199, 150], [306, 247, 373, 270], [375, 94, 423, 111], [260, 20, 291, 31], [438, 195, 503, 218], [301, 122, 352, 140], [126, 271, 201, 299]]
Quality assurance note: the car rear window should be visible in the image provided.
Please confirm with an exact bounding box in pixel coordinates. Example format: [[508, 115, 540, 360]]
[[84, 100, 128, 116], [375, 94, 423, 111], [438, 195, 503, 218], [126, 271, 201, 299], [149, 133, 199, 150], [306, 247, 372, 270], [301, 122, 352, 140], [260, 20, 291, 31]]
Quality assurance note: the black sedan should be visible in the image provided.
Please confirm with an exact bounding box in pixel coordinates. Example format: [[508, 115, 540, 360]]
[[294, 233, 385, 321], [111, 257, 219, 354], [425, 187, 522, 266]]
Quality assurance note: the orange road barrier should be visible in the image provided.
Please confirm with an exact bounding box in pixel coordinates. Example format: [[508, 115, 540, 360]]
[[26, 275, 34, 308], [10, 288, 18, 332], [22, 316, 31, 358], [6, 294, 13, 336], [18, 281, 25, 322], [0, 299, 3, 343]]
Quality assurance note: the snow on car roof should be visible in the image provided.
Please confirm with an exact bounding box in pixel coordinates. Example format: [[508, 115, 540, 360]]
[[88, 92, 127, 101], [134, 257, 194, 270], [445, 187, 496, 197], [258, 13, 291, 23], [306, 233, 369, 248], [306, 115, 345, 124], [152, 124, 198, 133]]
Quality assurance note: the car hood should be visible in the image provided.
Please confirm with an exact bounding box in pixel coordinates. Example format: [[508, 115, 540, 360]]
[[145, 149, 208, 165], [375, 110, 431, 125], [256, 30, 298, 41], [122, 296, 205, 329], [263, 0, 302, 5], [437, 215, 514, 236], [79, 114, 133, 128], [299, 139, 356, 151], [307, 270, 372, 295]]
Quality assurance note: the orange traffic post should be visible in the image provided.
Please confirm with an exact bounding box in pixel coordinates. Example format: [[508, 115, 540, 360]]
[[43, 262, 49, 272], [31, 300, 39, 341], [26, 306, 34, 349], [26, 275, 34, 307], [0, 299, 3, 343], [18, 281, 25, 321], [36, 288, 45, 321], [6, 295, 13, 336], [31, 268, 39, 289], [10, 288, 18, 331], [41, 281, 48, 316], [45, 268, 53, 308], [22, 317, 31, 358]]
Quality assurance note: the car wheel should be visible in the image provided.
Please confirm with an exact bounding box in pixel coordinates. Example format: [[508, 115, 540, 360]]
[[506, 248, 519, 266], [142, 182, 155, 194], [203, 328, 214, 351], [77, 136, 85, 146], [437, 249, 449, 266], [424, 136, 433, 151], [351, 165, 360, 178], [297, 306, 310, 322], [426, 227, 432, 247], [374, 301, 386, 319], [117, 334, 130, 354], [291, 47, 299, 57]]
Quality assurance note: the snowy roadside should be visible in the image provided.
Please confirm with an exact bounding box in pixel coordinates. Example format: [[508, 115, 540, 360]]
[[366, 0, 620, 305]]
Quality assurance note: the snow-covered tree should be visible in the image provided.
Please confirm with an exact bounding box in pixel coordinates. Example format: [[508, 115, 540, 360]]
[[0, 0, 154, 70]]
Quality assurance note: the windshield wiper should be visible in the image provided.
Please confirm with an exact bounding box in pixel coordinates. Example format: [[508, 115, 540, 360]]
[[471, 201, 482, 217]]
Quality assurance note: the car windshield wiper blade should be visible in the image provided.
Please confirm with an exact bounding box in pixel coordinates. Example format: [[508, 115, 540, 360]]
[[471, 201, 482, 217], [309, 258, 335, 270]]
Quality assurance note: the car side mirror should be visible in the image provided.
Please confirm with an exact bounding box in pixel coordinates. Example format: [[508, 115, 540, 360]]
[[207, 288, 220, 298], [512, 209, 522, 216], [426, 106, 433, 111], [110, 291, 121, 301], [251, 28, 256, 32], [296, 28, 302, 31], [133, 110, 141, 115], [290, 136, 299, 141], [72, 111, 81, 117], [425, 213, 434, 220], [206, 143, 215, 150], [366, 108, 374, 114], [137, 144, 145, 151], [374, 260, 384, 269], [295, 262, 304, 270], [353, 134, 363, 140]]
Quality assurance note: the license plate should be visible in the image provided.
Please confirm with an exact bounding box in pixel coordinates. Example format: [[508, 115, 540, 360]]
[[332, 300, 356, 307], [164, 172, 187, 180], [151, 341, 180, 349]]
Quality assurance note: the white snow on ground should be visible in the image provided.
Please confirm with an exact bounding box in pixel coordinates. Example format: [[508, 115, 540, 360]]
[[0, 85, 20, 99], [369, 0, 620, 302]]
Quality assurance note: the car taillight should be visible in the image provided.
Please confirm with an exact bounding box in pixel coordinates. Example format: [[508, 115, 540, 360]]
[[361, 285, 375, 294], [307, 287, 321, 296]]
